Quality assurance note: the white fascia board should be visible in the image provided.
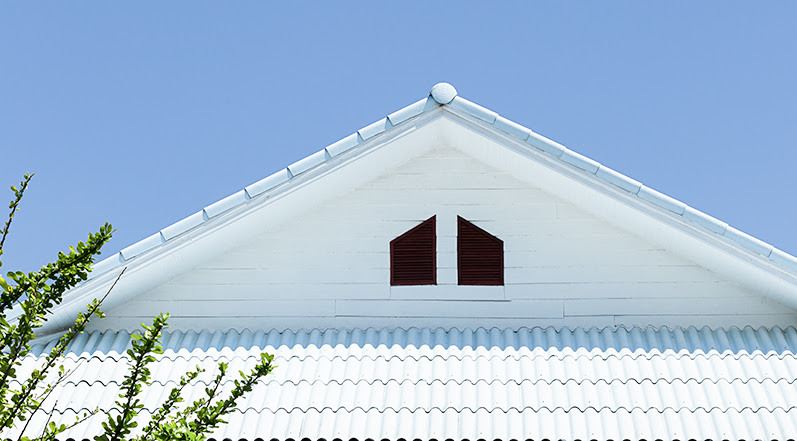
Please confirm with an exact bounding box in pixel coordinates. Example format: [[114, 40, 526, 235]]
[[40, 109, 447, 334], [437, 110, 797, 310]]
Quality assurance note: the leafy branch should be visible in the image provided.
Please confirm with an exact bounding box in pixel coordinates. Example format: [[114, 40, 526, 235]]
[[1, 174, 276, 441]]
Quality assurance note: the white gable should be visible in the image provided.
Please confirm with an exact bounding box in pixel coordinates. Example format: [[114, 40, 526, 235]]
[[93, 145, 794, 331], [36, 84, 797, 334]]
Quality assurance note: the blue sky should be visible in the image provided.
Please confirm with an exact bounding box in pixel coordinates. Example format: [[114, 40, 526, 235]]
[[1, 3, 796, 273]]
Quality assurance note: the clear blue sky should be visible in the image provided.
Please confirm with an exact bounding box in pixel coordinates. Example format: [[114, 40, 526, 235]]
[[2, 3, 796, 273]]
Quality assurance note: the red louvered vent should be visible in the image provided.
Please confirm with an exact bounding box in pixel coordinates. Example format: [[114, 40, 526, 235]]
[[458, 216, 503, 286], [390, 216, 436, 285]]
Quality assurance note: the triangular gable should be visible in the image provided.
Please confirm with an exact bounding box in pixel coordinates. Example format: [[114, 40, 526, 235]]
[[38, 83, 797, 333]]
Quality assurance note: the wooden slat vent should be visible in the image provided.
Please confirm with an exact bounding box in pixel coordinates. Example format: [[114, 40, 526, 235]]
[[458, 216, 503, 286], [390, 216, 436, 285]]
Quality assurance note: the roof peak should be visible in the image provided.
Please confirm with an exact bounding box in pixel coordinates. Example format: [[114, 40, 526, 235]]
[[430, 82, 457, 104]]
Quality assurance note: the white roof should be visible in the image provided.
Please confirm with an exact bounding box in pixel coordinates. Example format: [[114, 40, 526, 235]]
[[6, 326, 797, 440]]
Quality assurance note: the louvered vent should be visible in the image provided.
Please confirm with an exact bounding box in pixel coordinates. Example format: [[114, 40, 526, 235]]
[[390, 216, 436, 285], [458, 216, 503, 286]]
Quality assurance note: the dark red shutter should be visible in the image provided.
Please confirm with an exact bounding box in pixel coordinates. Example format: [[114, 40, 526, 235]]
[[458, 216, 503, 286], [390, 216, 436, 285]]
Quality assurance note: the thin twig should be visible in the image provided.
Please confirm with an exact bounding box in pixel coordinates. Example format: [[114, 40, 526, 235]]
[[35, 400, 56, 441], [35, 408, 100, 441], [16, 368, 72, 441], [0, 173, 33, 254]]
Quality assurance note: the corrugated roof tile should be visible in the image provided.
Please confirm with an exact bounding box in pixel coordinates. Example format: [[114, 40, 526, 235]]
[[6, 408, 796, 440], [11, 326, 797, 439]]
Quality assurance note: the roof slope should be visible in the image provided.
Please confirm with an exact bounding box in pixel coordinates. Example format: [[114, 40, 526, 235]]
[[32, 82, 797, 332], [5, 326, 797, 440]]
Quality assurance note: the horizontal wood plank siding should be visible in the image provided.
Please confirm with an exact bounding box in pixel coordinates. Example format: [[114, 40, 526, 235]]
[[336, 300, 563, 319]]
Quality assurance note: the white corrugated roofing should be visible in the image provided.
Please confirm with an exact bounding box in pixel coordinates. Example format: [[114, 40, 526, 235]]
[[5, 326, 797, 440]]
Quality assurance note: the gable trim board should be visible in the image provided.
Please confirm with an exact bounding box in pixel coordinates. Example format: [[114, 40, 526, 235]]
[[30, 83, 797, 333]]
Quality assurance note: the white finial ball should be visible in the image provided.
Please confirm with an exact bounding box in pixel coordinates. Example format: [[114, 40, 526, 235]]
[[430, 82, 457, 104]]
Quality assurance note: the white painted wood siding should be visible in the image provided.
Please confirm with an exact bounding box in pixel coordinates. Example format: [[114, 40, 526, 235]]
[[98, 147, 796, 331]]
